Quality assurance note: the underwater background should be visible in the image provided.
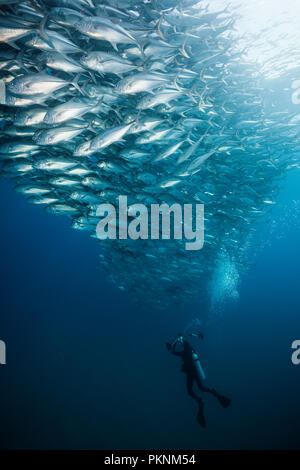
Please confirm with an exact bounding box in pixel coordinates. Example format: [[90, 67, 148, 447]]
[[0, 169, 300, 450], [1, 0, 300, 450]]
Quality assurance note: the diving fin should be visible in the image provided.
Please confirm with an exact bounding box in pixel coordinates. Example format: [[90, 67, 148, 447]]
[[197, 399, 206, 428], [216, 394, 231, 408]]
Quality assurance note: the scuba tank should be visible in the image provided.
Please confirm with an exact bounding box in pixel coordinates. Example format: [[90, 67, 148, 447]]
[[169, 332, 206, 380], [192, 351, 206, 381]]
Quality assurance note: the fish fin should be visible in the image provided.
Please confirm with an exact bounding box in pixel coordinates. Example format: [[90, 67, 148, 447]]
[[135, 41, 146, 61], [87, 124, 97, 134], [13, 50, 34, 73], [178, 107, 193, 118], [38, 15, 55, 50], [182, 88, 198, 103], [113, 109, 123, 123], [156, 15, 166, 40], [179, 38, 190, 58], [6, 41, 20, 50], [88, 97, 103, 116], [173, 73, 185, 92], [70, 74, 87, 96], [87, 71, 97, 84], [186, 132, 193, 145], [111, 42, 119, 52], [86, 0, 95, 8]]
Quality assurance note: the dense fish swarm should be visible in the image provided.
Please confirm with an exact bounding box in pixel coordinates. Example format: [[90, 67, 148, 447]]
[[0, 0, 298, 306]]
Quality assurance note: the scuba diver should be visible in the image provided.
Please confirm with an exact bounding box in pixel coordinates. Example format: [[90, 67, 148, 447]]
[[166, 332, 231, 427]]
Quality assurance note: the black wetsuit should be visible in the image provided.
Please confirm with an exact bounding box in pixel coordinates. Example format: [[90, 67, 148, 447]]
[[168, 337, 231, 426], [171, 340, 218, 405]]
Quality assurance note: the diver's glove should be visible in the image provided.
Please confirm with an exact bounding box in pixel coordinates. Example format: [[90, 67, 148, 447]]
[[197, 332, 204, 340], [166, 342, 172, 351]]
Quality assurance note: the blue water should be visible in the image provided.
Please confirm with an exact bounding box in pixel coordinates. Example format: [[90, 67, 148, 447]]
[[0, 169, 300, 450]]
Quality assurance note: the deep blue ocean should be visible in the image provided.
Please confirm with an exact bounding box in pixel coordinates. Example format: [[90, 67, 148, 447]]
[[1, 0, 300, 451], [0, 168, 299, 450]]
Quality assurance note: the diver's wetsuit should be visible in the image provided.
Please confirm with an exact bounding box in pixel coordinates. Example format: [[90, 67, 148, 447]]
[[172, 340, 216, 397], [169, 338, 231, 427]]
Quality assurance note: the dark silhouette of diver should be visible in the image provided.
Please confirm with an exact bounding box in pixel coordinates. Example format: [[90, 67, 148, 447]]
[[166, 333, 231, 427]]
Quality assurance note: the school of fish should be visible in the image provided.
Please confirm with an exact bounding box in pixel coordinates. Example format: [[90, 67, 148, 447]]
[[0, 0, 299, 307]]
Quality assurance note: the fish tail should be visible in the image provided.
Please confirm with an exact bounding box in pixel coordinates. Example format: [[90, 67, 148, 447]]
[[156, 15, 166, 40], [70, 74, 88, 96], [179, 37, 190, 58], [173, 73, 185, 92], [37, 15, 54, 50]]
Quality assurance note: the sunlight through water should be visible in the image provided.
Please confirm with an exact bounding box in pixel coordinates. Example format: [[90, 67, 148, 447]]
[[205, 0, 300, 78]]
